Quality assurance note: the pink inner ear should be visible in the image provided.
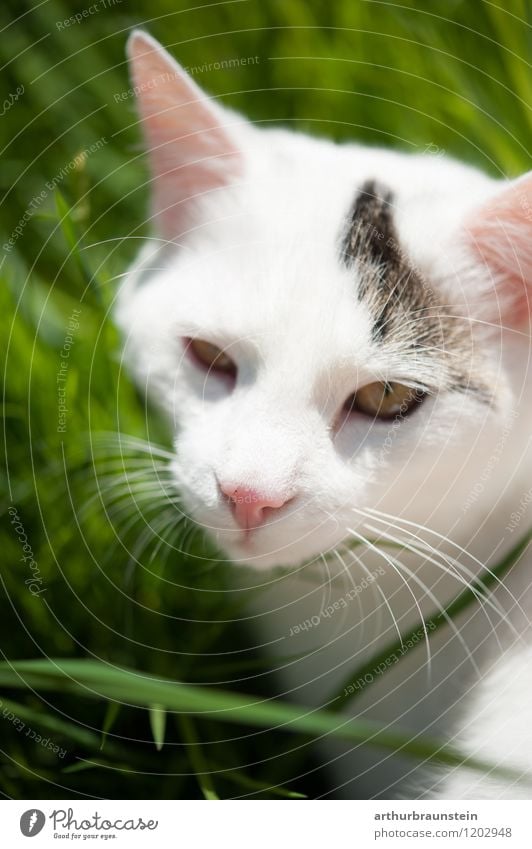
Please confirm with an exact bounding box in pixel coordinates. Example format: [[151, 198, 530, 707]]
[[127, 31, 242, 241], [465, 172, 532, 326]]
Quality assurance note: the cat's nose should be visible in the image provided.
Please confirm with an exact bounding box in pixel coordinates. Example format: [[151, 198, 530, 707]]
[[219, 484, 290, 531]]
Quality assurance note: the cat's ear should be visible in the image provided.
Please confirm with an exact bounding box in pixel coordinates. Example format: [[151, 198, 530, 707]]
[[126, 30, 244, 241], [463, 171, 532, 327]]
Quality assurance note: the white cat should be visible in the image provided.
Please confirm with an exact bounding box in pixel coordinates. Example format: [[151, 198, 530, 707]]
[[116, 30, 532, 799]]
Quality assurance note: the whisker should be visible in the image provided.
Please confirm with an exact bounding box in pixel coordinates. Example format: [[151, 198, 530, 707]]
[[90, 431, 176, 461], [359, 514, 517, 648], [365, 506, 527, 620], [344, 528, 409, 650], [363, 521, 508, 647], [319, 552, 334, 613], [331, 547, 374, 647], [78, 481, 180, 520], [86, 468, 175, 493], [77, 456, 171, 472], [337, 542, 384, 644], [147, 513, 189, 569], [358, 521, 484, 677], [318, 507, 378, 642], [354, 508, 506, 616], [103, 495, 184, 527], [123, 509, 184, 578], [108, 504, 156, 544]]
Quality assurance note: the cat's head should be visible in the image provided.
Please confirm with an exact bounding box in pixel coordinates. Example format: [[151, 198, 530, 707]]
[[116, 31, 531, 569]]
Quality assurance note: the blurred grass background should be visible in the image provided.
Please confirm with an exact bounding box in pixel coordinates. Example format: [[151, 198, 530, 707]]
[[0, 0, 530, 799]]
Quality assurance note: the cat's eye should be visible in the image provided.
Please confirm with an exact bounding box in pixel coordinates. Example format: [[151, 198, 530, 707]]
[[344, 381, 425, 420], [186, 338, 237, 377]]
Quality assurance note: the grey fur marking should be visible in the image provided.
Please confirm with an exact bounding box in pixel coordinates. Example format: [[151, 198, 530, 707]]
[[341, 180, 490, 401]]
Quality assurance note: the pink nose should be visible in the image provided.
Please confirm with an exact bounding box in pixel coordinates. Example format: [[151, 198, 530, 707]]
[[220, 484, 289, 531]]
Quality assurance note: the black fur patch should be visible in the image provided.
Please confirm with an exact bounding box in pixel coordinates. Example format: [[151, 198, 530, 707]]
[[342, 179, 399, 277], [340, 180, 490, 400]]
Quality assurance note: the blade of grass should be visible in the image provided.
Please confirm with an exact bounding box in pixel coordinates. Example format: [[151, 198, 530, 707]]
[[149, 703, 166, 752], [100, 700, 120, 751], [54, 188, 102, 305], [215, 764, 307, 799], [62, 758, 135, 775], [0, 695, 119, 755], [178, 714, 218, 800], [0, 657, 527, 780]]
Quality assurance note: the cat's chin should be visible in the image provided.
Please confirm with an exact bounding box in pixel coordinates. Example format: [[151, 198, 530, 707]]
[[219, 543, 295, 570], [218, 543, 308, 571], [209, 527, 340, 571]]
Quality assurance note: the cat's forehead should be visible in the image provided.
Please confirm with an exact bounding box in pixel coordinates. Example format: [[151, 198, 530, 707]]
[[165, 161, 444, 343], [163, 234, 373, 362], [128, 136, 494, 397]]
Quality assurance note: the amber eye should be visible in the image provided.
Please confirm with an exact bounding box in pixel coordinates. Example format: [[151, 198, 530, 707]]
[[186, 338, 237, 377], [344, 381, 425, 420]]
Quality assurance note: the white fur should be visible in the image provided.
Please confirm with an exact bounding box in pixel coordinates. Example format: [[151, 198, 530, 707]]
[[116, 32, 532, 799]]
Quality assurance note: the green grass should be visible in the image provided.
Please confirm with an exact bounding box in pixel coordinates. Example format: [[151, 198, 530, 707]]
[[1, 0, 531, 799]]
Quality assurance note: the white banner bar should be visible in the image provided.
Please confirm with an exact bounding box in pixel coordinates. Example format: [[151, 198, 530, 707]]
[[1, 799, 532, 847]]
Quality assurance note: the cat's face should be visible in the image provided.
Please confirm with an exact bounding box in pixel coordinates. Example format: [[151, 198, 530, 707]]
[[116, 32, 531, 569]]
